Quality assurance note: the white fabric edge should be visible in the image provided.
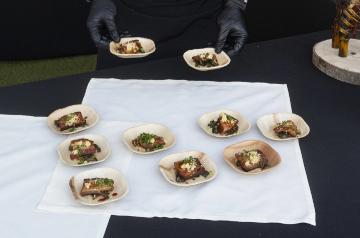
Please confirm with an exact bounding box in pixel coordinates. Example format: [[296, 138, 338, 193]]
[[37, 203, 315, 225], [0, 114, 45, 120], [283, 85, 316, 226], [36, 159, 112, 237], [95, 216, 111, 238], [82, 78, 287, 103]]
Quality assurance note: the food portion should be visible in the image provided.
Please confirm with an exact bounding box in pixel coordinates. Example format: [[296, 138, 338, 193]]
[[273, 120, 301, 139], [131, 132, 165, 152], [80, 177, 116, 202], [174, 156, 209, 182], [208, 112, 239, 135], [54, 112, 87, 132], [69, 139, 101, 165], [115, 40, 145, 54], [235, 149, 268, 172], [192, 52, 219, 67]]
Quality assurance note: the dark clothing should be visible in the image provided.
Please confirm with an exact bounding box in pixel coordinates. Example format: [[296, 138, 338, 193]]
[[97, 0, 224, 68], [120, 0, 223, 17]]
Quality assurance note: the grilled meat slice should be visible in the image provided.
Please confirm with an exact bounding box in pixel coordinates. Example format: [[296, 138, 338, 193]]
[[235, 150, 268, 172], [174, 157, 209, 182], [273, 120, 300, 138], [80, 178, 114, 199], [54, 112, 86, 131], [132, 133, 165, 152], [192, 53, 219, 67]]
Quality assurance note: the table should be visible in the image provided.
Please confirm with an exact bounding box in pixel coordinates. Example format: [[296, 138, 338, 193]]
[[1, 31, 359, 238]]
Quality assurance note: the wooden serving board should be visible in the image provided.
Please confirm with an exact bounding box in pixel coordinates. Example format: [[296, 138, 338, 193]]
[[313, 39, 360, 85]]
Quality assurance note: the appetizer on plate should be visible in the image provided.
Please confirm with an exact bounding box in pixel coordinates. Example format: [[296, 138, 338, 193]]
[[224, 140, 281, 175], [131, 132, 165, 152], [69, 168, 128, 205], [256, 113, 310, 141], [183, 48, 231, 71], [69, 138, 101, 165], [48, 104, 99, 135], [55, 112, 87, 132], [208, 112, 239, 135], [198, 109, 250, 138], [192, 52, 219, 67], [174, 156, 210, 182], [58, 134, 110, 167], [80, 177, 116, 202], [123, 123, 176, 154], [115, 39, 145, 54], [110, 37, 156, 58], [159, 151, 217, 186], [273, 120, 301, 139], [235, 149, 268, 172]]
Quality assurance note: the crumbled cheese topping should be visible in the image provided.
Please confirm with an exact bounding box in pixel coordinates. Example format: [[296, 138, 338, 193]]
[[199, 53, 214, 60], [247, 151, 261, 164], [65, 114, 79, 126], [220, 112, 228, 122], [181, 162, 197, 172], [150, 138, 155, 144], [126, 42, 136, 51]]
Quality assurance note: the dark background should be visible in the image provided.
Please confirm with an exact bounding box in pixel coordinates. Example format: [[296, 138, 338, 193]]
[[0, 0, 335, 60]]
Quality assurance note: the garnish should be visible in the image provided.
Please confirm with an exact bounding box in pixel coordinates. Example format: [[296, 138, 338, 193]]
[[132, 133, 165, 152]]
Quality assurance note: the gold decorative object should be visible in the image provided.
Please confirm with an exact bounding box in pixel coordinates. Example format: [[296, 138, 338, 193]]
[[332, 0, 360, 57]]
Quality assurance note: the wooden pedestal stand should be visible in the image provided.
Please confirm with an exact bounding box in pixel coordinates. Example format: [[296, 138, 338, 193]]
[[313, 39, 360, 85]]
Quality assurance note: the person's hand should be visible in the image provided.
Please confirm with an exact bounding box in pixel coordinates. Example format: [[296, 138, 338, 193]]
[[87, 0, 120, 48], [215, 0, 248, 57]]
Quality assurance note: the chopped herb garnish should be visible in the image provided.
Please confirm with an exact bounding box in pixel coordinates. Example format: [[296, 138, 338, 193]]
[[138, 133, 157, 145], [95, 178, 114, 186]]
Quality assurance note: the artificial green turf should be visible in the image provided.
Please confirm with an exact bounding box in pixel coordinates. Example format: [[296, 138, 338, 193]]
[[0, 54, 97, 87]]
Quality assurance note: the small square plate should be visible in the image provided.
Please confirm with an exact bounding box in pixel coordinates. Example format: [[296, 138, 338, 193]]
[[122, 123, 176, 155], [257, 112, 310, 141], [159, 151, 217, 187], [198, 109, 251, 138], [224, 140, 281, 175], [57, 134, 111, 167], [47, 104, 99, 135], [183, 48, 231, 71], [110, 37, 156, 58], [69, 168, 128, 206]]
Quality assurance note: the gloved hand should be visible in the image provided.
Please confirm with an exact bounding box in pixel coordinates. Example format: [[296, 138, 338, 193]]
[[215, 0, 248, 57], [87, 0, 120, 48]]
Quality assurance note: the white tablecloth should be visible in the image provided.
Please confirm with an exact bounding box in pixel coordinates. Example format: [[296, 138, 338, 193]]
[[0, 115, 110, 238], [39, 78, 316, 225]]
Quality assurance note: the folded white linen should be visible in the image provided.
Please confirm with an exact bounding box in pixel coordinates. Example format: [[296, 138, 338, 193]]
[[39, 78, 315, 225], [0, 115, 110, 238]]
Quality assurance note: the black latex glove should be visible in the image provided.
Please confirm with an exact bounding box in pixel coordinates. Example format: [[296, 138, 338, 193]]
[[215, 0, 248, 57], [87, 0, 120, 48]]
